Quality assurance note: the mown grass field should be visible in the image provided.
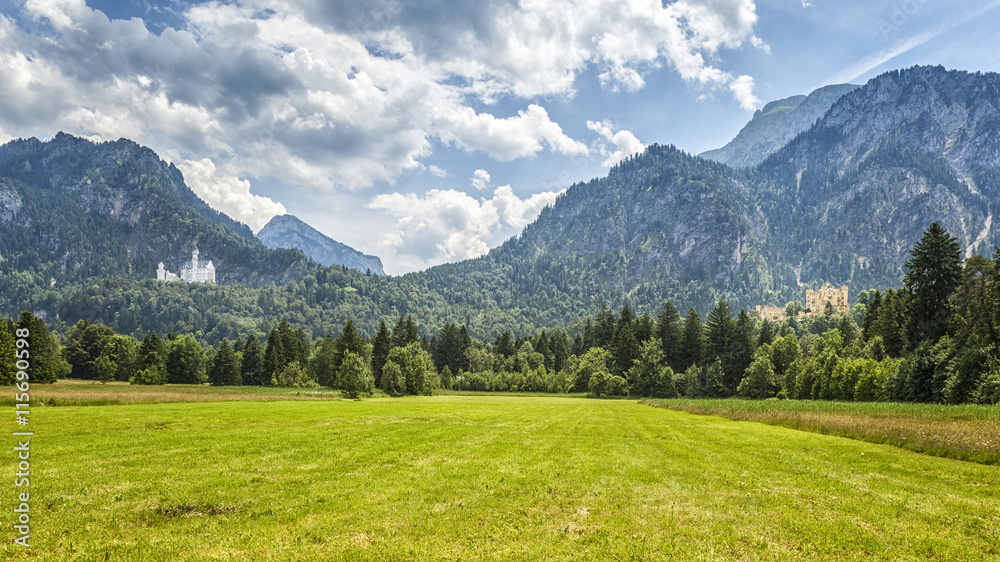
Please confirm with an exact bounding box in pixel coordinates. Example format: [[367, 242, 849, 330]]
[[3, 390, 999, 560], [644, 398, 1000, 465]]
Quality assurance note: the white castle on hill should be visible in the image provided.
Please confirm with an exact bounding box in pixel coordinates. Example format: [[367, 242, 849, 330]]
[[157, 248, 216, 283]]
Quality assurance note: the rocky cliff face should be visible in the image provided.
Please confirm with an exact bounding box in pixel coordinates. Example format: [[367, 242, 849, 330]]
[[757, 66, 1000, 289], [701, 84, 858, 168], [256, 214, 385, 275]]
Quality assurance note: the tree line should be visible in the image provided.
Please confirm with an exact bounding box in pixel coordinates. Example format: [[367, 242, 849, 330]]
[[4, 224, 998, 405]]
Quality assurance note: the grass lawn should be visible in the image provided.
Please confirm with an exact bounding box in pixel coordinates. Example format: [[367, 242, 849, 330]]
[[644, 398, 1000, 465], [2, 394, 998, 560]]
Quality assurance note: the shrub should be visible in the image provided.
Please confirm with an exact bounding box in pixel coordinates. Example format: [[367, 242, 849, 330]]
[[130, 366, 166, 385]]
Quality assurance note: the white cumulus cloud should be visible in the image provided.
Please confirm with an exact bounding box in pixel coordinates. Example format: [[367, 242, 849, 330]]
[[587, 120, 646, 167], [471, 169, 492, 191], [177, 158, 287, 231], [368, 183, 563, 269], [427, 165, 449, 178]]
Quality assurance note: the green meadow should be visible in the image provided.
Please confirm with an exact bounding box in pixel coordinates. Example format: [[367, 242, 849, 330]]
[[3, 392, 999, 560]]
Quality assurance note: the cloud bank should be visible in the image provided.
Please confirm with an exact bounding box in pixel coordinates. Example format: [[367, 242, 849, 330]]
[[0, 0, 763, 260], [369, 182, 563, 270]]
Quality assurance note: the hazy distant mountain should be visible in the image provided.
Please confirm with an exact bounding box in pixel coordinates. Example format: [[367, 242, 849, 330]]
[[256, 214, 385, 276], [700, 83, 858, 168]]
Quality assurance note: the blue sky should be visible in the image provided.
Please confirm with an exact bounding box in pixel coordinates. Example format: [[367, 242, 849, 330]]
[[2, 0, 1000, 273]]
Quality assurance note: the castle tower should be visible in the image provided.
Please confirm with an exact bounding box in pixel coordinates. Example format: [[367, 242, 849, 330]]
[[192, 247, 199, 268], [157, 262, 166, 281], [805, 284, 849, 314]]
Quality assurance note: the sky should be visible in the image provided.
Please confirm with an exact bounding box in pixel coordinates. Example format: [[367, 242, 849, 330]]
[[2, 0, 1000, 274]]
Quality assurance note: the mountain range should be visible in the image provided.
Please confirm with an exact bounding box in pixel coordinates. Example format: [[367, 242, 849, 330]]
[[700, 83, 858, 168], [256, 214, 385, 276], [2, 65, 999, 340]]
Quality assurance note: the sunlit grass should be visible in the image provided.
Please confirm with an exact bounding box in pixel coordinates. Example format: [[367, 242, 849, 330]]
[[644, 398, 1000, 465], [1, 395, 998, 560]]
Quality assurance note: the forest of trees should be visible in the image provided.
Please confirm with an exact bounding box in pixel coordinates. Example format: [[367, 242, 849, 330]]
[[4, 224, 999, 405]]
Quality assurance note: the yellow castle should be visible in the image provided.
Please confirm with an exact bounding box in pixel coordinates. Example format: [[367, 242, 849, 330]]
[[806, 284, 849, 314], [754, 284, 849, 322]]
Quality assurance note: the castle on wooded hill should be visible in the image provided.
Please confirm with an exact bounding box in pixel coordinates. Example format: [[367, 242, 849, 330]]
[[754, 284, 849, 322], [156, 248, 216, 283]]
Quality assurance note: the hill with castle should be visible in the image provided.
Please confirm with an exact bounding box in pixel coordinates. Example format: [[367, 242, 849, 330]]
[[156, 248, 216, 283]]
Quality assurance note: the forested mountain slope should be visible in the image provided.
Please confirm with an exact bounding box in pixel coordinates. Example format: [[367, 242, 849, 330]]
[[0, 133, 314, 312], [410, 144, 787, 323]]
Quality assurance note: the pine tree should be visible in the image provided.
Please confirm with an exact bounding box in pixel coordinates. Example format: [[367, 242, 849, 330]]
[[334, 320, 368, 369], [705, 301, 737, 392], [551, 331, 569, 373], [391, 315, 419, 348], [534, 330, 552, 371], [595, 303, 616, 349], [655, 301, 683, 372], [952, 254, 996, 349], [581, 318, 596, 352], [861, 290, 882, 342], [679, 308, 705, 371], [434, 322, 468, 374], [137, 332, 167, 383], [874, 289, 908, 357], [292, 328, 311, 366], [904, 222, 962, 346], [757, 319, 775, 347], [730, 309, 756, 391], [610, 308, 640, 376], [371, 320, 391, 387], [494, 331, 516, 358], [18, 312, 60, 383], [635, 312, 654, 343], [241, 335, 266, 386], [209, 339, 241, 386], [263, 327, 286, 382]]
